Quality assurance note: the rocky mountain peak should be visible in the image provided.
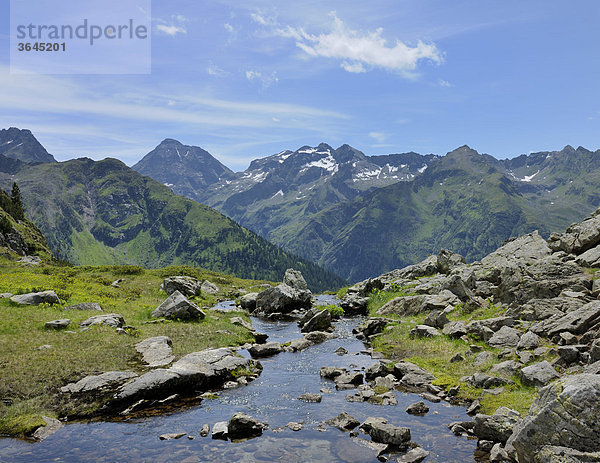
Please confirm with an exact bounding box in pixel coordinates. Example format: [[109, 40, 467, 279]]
[[0, 127, 56, 164]]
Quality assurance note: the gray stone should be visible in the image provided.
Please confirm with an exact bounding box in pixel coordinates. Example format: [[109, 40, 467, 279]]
[[517, 331, 541, 350], [340, 292, 369, 315], [200, 424, 210, 437], [467, 373, 512, 389], [298, 393, 322, 403], [227, 412, 265, 439], [558, 346, 580, 365], [508, 374, 600, 462], [533, 446, 600, 463], [286, 338, 312, 352], [115, 348, 260, 404], [31, 416, 63, 442], [359, 417, 411, 445], [334, 372, 364, 388], [304, 331, 335, 343], [406, 401, 429, 415], [466, 321, 495, 342], [490, 360, 523, 377], [152, 291, 205, 321], [301, 309, 332, 333], [255, 282, 311, 315], [410, 324, 441, 338], [490, 443, 510, 462], [424, 310, 449, 328], [10, 290, 60, 305], [442, 321, 468, 338], [247, 342, 282, 358], [591, 339, 600, 363], [437, 249, 466, 273], [509, 296, 584, 322], [79, 313, 124, 328], [320, 367, 346, 379], [230, 316, 253, 331], [378, 290, 459, 316], [60, 371, 138, 394], [548, 209, 600, 254], [394, 361, 435, 388], [212, 421, 228, 439], [200, 280, 219, 294], [135, 336, 174, 367], [354, 318, 390, 339], [519, 361, 559, 387], [44, 319, 70, 330], [400, 447, 430, 463], [283, 268, 309, 292], [531, 301, 600, 337], [161, 276, 202, 297], [474, 407, 522, 443], [473, 351, 493, 367], [325, 412, 360, 430], [239, 292, 258, 312], [63, 302, 102, 311], [488, 326, 522, 348]]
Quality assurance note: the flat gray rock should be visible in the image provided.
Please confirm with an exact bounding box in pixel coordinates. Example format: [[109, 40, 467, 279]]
[[135, 336, 175, 367], [63, 302, 102, 311], [80, 313, 124, 328], [488, 326, 521, 348], [61, 371, 138, 394], [44, 319, 70, 330], [31, 416, 63, 441], [360, 417, 411, 445], [474, 407, 522, 443], [10, 290, 60, 305], [531, 301, 600, 337]]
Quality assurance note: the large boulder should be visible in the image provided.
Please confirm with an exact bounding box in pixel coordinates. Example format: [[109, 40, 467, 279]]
[[200, 280, 219, 294], [519, 361, 560, 387], [151, 291, 205, 321], [325, 412, 360, 430], [227, 412, 266, 439], [114, 348, 261, 405], [547, 208, 600, 254], [300, 309, 332, 333], [10, 290, 60, 305], [487, 326, 522, 348], [161, 276, 203, 297], [507, 374, 600, 462], [359, 417, 411, 445], [255, 271, 312, 315], [44, 319, 70, 330], [377, 290, 459, 316], [532, 446, 600, 463], [437, 249, 466, 274], [61, 371, 138, 395], [240, 292, 258, 312], [393, 361, 435, 389], [530, 301, 600, 338], [247, 342, 282, 358], [474, 407, 522, 444]]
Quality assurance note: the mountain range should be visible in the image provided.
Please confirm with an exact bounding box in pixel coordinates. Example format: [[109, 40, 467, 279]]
[[2, 127, 599, 285], [0, 130, 345, 291], [134, 138, 600, 281]]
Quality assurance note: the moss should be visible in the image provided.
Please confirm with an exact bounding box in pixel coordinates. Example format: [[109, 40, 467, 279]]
[[0, 414, 47, 437], [373, 385, 391, 395]]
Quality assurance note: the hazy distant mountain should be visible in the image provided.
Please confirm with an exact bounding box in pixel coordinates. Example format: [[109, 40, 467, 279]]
[[0, 127, 56, 164], [132, 138, 233, 201]]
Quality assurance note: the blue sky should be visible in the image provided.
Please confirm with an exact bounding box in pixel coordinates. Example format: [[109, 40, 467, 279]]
[[1, 0, 599, 170]]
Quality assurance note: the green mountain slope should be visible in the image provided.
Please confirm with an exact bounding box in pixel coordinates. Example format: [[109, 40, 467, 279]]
[[285, 146, 600, 282], [0, 157, 345, 291]]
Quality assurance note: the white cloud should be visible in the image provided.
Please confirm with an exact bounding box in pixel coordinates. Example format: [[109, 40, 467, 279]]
[[275, 13, 443, 77], [250, 13, 268, 25], [246, 70, 279, 88], [155, 14, 189, 36], [369, 131, 387, 143], [438, 79, 453, 87], [207, 63, 228, 76], [156, 24, 187, 36], [224, 23, 234, 33]]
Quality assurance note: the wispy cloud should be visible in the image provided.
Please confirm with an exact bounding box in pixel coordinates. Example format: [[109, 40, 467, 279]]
[[246, 70, 279, 88], [369, 131, 387, 143], [438, 79, 453, 87], [207, 63, 228, 76], [272, 13, 443, 77], [155, 14, 189, 36]]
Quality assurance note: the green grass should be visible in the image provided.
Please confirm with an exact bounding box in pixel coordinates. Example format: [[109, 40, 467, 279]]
[[367, 287, 417, 316], [368, 288, 538, 416], [0, 255, 269, 437]]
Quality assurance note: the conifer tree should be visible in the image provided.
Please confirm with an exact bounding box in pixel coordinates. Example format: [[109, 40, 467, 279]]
[[10, 182, 24, 220]]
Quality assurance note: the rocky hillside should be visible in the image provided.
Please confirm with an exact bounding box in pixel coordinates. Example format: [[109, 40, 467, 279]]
[[0, 156, 345, 291], [341, 207, 600, 462], [132, 138, 233, 202], [0, 128, 56, 164], [0, 184, 52, 259]]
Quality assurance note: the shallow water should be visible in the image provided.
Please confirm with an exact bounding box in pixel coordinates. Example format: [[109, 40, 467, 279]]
[[0, 300, 478, 462]]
